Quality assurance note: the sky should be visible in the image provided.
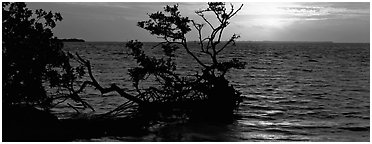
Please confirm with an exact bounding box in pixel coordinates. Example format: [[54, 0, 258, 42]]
[[26, 2, 370, 43]]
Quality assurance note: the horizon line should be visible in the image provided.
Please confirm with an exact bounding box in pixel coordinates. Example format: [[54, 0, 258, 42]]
[[77, 40, 369, 44]]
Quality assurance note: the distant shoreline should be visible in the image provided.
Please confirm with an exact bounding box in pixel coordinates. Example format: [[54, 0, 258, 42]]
[[76, 41, 369, 44], [59, 38, 85, 42], [237, 41, 334, 43]]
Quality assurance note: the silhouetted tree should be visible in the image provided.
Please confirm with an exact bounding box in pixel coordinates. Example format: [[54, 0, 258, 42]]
[[3, 2, 91, 110], [74, 3, 246, 121], [40, 3, 247, 122], [127, 2, 246, 120], [2, 2, 91, 141], [3, 2, 246, 141]]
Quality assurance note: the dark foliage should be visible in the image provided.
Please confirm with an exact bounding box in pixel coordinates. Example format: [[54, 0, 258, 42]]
[[2, 2, 246, 141], [3, 2, 246, 123], [64, 3, 247, 122], [3, 2, 62, 107], [2, 3, 97, 141], [3, 2, 90, 110], [125, 2, 246, 121]]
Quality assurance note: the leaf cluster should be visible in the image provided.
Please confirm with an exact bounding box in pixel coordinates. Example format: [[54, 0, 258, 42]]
[[126, 41, 178, 91], [2, 3, 89, 109], [138, 4, 191, 41], [125, 3, 247, 119]]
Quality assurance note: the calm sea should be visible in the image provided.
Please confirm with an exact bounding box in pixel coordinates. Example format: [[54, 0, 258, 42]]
[[53, 42, 369, 141]]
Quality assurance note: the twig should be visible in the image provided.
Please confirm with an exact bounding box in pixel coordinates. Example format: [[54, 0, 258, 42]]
[[67, 103, 81, 113], [75, 53, 146, 105]]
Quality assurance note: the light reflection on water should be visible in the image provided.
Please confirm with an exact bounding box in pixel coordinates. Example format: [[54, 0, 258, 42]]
[[55, 42, 369, 141]]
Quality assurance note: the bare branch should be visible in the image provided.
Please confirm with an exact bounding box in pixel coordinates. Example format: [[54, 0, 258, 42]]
[[180, 39, 208, 68], [216, 34, 240, 54], [229, 4, 243, 19], [195, 12, 215, 30], [67, 103, 81, 113], [75, 53, 147, 105], [191, 20, 206, 52], [212, 9, 223, 23]]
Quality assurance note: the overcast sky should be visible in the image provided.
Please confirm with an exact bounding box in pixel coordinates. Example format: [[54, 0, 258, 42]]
[[26, 2, 370, 43]]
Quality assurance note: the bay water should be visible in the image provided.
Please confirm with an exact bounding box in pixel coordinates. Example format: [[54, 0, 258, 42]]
[[55, 42, 369, 141]]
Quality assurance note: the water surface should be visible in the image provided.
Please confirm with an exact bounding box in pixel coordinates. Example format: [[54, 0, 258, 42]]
[[55, 42, 369, 141]]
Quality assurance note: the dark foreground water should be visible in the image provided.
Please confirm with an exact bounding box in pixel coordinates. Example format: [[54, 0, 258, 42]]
[[54, 42, 369, 141]]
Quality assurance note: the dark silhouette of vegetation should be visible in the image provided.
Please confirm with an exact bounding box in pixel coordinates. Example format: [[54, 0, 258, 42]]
[[72, 2, 246, 122], [3, 2, 92, 110], [3, 2, 62, 107], [2, 2, 94, 141], [129, 2, 246, 121], [3, 2, 246, 141]]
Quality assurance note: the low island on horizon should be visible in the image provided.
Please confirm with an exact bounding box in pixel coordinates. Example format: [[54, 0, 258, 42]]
[[59, 38, 85, 42]]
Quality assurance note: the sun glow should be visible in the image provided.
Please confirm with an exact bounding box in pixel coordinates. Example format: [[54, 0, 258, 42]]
[[255, 17, 290, 28], [236, 3, 297, 29], [236, 2, 330, 29]]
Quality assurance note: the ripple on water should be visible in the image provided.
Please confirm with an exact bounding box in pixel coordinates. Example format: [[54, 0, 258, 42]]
[[60, 42, 369, 141]]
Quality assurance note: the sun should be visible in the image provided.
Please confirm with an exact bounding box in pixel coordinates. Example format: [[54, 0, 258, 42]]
[[237, 2, 296, 29], [256, 17, 289, 28]]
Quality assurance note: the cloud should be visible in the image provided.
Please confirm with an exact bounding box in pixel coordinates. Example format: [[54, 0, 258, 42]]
[[65, 2, 132, 9], [26, 2, 369, 42], [240, 3, 368, 20], [233, 2, 369, 30], [281, 3, 369, 19], [280, 7, 322, 16]]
